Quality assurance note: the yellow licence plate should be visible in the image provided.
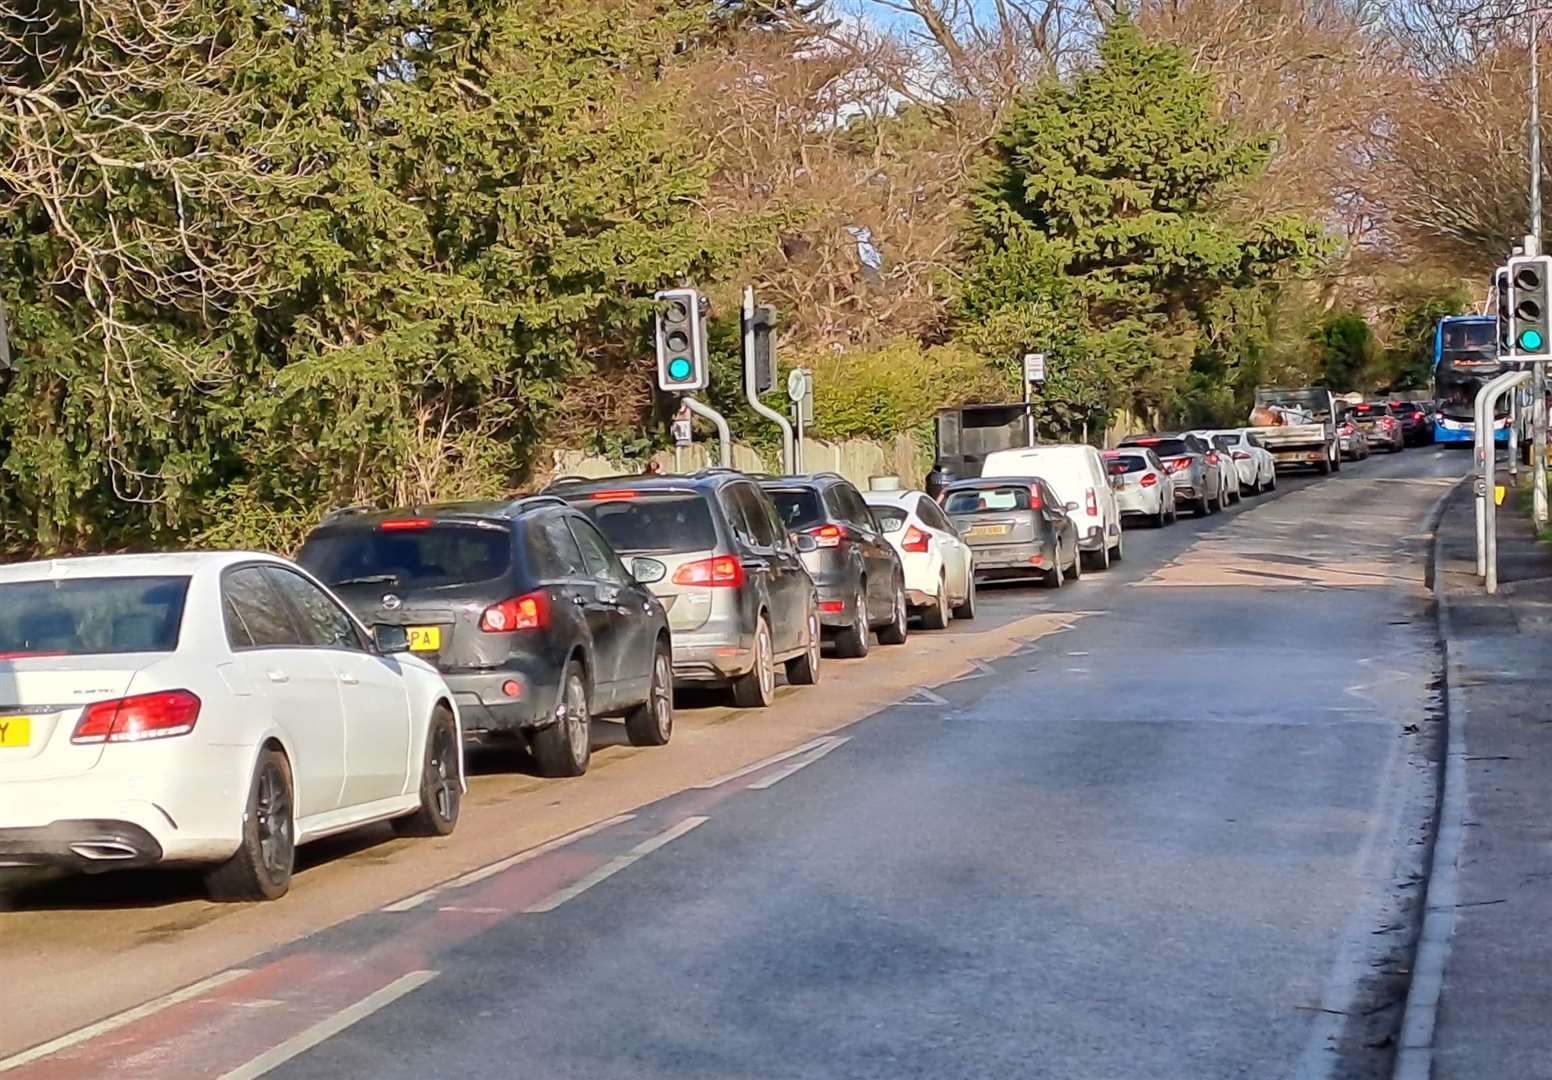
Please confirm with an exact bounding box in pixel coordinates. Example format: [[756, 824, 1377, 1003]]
[[407, 626, 441, 652], [0, 716, 31, 748], [967, 524, 1011, 538]]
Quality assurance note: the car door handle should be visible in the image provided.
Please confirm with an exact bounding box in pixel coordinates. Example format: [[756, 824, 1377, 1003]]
[[266, 670, 290, 684], [339, 671, 360, 686]]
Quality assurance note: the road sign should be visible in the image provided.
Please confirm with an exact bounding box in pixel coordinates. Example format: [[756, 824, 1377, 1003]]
[[671, 418, 692, 447], [1023, 352, 1046, 383], [787, 368, 812, 403]]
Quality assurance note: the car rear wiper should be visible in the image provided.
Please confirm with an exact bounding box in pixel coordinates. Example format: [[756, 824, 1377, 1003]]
[[330, 573, 400, 587]]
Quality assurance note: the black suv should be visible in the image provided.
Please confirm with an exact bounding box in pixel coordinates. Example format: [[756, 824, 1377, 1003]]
[[755, 473, 908, 658], [297, 497, 672, 778]]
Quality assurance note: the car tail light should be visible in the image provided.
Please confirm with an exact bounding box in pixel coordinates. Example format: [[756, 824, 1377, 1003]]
[[1084, 487, 1098, 516], [672, 555, 746, 587], [480, 590, 548, 632], [379, 517, 432, 531], [72, 690, 201, 745], [1140, 473, 1159, 488], [818, 599, 845, 613], [1166, 457, 1192, 474], [1206, 451, 1220, 466], [1232, 450, 1251, 461], [901, 525, 930, 552], [1340, 422, 1354, 435], [1028, 485, 1043, 509], [807, 523, 846, 548]]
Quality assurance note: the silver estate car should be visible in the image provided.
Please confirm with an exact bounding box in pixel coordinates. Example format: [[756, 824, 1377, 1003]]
[[551, 471, 821, 708]]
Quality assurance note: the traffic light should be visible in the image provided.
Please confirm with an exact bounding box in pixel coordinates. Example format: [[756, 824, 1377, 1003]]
[[749, 304, 777, 394], [1508, 255, 1552, 359], [654, 287, 708, 393], [1496, 266, 1513, 356]]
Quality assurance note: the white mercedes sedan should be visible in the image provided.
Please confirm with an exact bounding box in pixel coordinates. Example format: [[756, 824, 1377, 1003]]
[[0, 552, 463, 901]]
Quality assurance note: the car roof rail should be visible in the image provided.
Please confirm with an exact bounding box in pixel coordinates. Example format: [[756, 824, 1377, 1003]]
[[546, 475, 594, 487], [505, 494, 569, 515], [691, 467, 742, 478], [320, 503, 373, 522]]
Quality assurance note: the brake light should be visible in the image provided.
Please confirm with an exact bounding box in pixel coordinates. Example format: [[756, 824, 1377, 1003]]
[[1340, 422, 1354, 435], [672, 555, 746, 587], [480, 590, 548, 632], [72, 690, 201, 745], [588, 490, 637, 501], [1232, 450, 1251, 461], [380, 518, 432, 531], [1140, 473, 1159, 488], [901, 525, 930, 552], [1206, 451, 1220, 466], [1084, 487, 1098, 516], [807, 523, 846, 548], [1166, 457, 1192, 474]]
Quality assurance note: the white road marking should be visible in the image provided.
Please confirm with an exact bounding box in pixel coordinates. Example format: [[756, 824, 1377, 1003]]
[[747, 737, 851, 790], [0, 967, 253, 1072], [218, 970, 439, 1080], [951, 660, 997, 681], [899, 686, 948, 705], [381, 814, 635, 912], [693, 737, 832, 789], [525, 817, 709, 914]]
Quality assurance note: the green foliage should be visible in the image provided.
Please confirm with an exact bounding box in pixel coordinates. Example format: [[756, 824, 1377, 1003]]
[[800, 340, 1010, 443], [954, 17, 1329, 435], [1311, 311, 1378, 391], [1382, 280, 1472, 390]]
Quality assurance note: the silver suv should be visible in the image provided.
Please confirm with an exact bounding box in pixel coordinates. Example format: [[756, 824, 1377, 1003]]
[[550, 471, 820, 708]]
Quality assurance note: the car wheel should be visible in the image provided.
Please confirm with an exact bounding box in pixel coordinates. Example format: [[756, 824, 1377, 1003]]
[[878, 577, 909, 645], [921, 574, 951, 630], [731, 616, 777, 707], [785, 609, 822, 685], [532, 661, 592, 777], [205, 748, 294, 902], [394, 706, 462, 837], [952, 573, 976, 620], [1196, 494, 1211, 517], [1112, 530, 1123, 562], [1154, 503, 1168, 528], [1267, 471, 1277, 491], [625, 641, 674, 746], [1044, 556, 1065, 588], [832, 582, 871, 659], [1317, 453, 1333, 475]]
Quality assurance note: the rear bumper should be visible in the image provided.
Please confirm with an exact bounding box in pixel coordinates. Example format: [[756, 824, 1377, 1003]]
[[812, 577, 862, 630], [444, 667, 555, 737], [1116, 490, 1160, 516], [0, 819, 163, 874], [970, 540, 1051, 578], [669, 637, 752, 683]]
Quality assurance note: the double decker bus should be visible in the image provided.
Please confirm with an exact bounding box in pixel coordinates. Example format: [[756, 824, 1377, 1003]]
[[1433, 315, 1510, 444]]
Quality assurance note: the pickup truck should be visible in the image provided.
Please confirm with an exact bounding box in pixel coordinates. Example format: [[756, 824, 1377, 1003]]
[[1247, 388, 1341, 475]]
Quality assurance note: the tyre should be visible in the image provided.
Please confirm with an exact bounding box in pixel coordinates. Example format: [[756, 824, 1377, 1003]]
[[394, 706, 462, 837], [785, 609, 822, 685], [1082, 539, 1110, 573], [1196, 495, 1211, 517], [832, 583, 870, 659], [731, 616, 776, 707], [1111, 530, 1123, 562], [532, 661, 591, 777], [205, 748, 294, 902], [877, 577, 909, 645], [952, 573, 976, 620], [624, 641, 674, 746], [1068, 540, 1082, 580], [1317, 453, 1333, 475], [1043, 557, 1065, 588], [1267, 471, 1277, 491], [1154, 507, 1168, 527], [1333, 448, 1343, 471], [921, 575, 951, 630]]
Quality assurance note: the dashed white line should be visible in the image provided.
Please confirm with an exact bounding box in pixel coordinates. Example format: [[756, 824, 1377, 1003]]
[[0, 967, 253, 1073], [218, 970, 439, 1080], [381, 814, 635, 912], [693, 737, 833, 789], [747, 737, 851, 790], [525, 816, 709, 914]]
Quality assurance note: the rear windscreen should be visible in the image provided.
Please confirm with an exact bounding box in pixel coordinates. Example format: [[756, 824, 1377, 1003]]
[[1211, 436, 1236, 452], [571, 494, 718, 555], [0, 576, 189, 656], [944, 487, 1032, 513], [767, 488, 824, 530], [1107, 456, 1147, 474], [870, 508, 907, 533], [1129, 439, 1190, 457], [300, 525, 511, 589]]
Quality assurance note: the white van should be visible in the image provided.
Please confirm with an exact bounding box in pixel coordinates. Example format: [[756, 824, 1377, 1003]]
[[980, 445, 1123, 570]]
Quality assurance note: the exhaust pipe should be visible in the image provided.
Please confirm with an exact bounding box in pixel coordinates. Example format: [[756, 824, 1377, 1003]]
[[69, 841, 139, 861]]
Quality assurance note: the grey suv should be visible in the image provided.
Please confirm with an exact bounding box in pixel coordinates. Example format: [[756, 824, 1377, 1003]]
[[551, 472, 821, 708], [756, 473, 908, 659]]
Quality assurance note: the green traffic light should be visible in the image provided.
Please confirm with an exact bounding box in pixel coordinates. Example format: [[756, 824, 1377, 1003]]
[[667, 357, 692, 380], [1520, 328, 1545, 351]]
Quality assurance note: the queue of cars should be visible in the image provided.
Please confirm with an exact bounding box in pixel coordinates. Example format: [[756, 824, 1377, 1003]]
[[0, 413, 1392, 902]]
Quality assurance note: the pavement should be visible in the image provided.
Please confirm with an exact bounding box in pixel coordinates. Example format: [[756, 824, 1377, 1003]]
[[1415, 477, 1552, 1080], [0, 448, 1465, 1080]]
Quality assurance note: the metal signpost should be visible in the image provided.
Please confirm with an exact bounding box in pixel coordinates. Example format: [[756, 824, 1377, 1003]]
[[1022, 352, 1045, 446], [788, 367, 813, 473], [671, 414, 692, 473], [1477, 369, 1532, 592]]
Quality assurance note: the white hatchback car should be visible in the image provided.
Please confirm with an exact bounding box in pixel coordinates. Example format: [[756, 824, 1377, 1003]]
[[1192, 429, 1277, 496], [863, 489, 976, 628], [0, 552, 462, 901], [981, 444, 1123, 571]]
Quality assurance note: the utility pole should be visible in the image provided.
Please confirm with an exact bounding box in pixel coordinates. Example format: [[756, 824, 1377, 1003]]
[[1533, 6, 1549, 527]]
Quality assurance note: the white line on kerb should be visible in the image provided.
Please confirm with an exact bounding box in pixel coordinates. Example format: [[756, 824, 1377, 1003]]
[[747, 737, 851, 790], [218, 970, 438, 1080], [692, 736, 832, 788], [381, 814, 635, 912], [525, 816, 709, 913], [0, 967, 253, 1073]]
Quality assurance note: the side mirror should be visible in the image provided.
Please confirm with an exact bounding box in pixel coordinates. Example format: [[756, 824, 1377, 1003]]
[[373, 625, 410, 654], [632, 557, 667, 585], [793, 533, 819, 553], [1064, 501, 1080, 512]]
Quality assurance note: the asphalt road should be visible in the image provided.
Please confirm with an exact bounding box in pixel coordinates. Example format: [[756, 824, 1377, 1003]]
[[2, 447, 1465, 1079]]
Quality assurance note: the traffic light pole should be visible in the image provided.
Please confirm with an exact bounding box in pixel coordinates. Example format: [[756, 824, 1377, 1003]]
[[742, 287, 795, 474], [1532, 7, 1549, 527], [682, 395, 732, 468]]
